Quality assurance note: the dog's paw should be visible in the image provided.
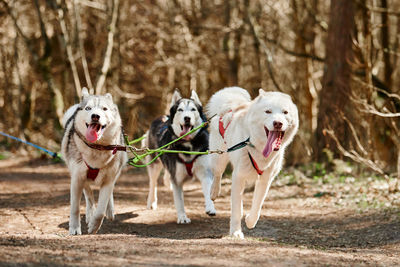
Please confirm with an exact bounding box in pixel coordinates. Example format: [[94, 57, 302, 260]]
[[230, 229, 244, 239], [245, 214, 257, 229], [69, 226, 82, 235], [210, 183, 221, 201], [206, 210, 216, 216], [88, 215, 104, 234], [105, 207, 114, 221], [177, 214, 191, 224], [146, 200, 157, 210], [205, 203, 216, 216]]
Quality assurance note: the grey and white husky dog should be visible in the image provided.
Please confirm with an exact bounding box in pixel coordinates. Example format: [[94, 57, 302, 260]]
[[143, 90, 216, 224], [61, 88, 127, 235]]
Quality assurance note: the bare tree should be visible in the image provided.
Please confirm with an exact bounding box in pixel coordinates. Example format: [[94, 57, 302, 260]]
[[316, 0, 355, 160]]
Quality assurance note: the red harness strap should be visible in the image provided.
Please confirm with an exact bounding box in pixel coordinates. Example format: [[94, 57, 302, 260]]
[[218, 112, 264, 176], [84, 161, 100, 181], [218, 110, 232, 139], [177, 155, 200, 177], [248, 152, 264, 175]]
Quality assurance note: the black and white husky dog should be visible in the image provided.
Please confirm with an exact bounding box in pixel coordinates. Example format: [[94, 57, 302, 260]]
[[143, 90, 216, 223]]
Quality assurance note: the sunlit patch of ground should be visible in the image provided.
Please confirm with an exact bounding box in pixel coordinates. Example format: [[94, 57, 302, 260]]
[[0, 157, 399, 266]]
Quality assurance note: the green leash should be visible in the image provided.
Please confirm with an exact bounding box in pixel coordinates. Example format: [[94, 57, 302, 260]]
[[126, 121, 222, 168], [128, 135, 146, 145], [125, 118, 251, 168]]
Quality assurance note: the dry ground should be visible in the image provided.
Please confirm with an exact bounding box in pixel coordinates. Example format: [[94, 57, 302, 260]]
[[0, 157, 399, 266]]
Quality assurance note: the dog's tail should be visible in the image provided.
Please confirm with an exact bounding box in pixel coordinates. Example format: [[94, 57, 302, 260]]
[[206, 87, 251, 118]]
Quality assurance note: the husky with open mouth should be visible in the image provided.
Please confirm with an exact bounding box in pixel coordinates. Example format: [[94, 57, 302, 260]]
[[207, 87, 298, 238], [61, 88, 127, 235], [143, 90, 216, 224]]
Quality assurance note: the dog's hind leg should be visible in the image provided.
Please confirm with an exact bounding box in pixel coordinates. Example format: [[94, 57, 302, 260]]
[[69, 173, 85, 235], [172, 182, 191, 224], [146, 161, 162, 210], [83, 183, 95, 224], [210, 153, 229, 201], [105, 192, 114, 220], [88, 181, 115, 234]]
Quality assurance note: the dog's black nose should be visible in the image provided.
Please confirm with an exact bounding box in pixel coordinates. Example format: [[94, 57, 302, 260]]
[[92, 114, 100, 121], [273, 121, 283, 129], [184, 116, 191, 124]]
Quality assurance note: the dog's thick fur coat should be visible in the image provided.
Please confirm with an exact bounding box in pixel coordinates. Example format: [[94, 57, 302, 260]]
[[143, 90, 216, 223], [61, 88, 126, 235], [207, 87, 299, 238]]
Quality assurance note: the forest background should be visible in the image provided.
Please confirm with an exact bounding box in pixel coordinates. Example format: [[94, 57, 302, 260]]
[[0, 0, 399, 178]]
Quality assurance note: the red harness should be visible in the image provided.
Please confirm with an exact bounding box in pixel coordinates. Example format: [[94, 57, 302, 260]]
[[177, 155, 201, 176], [218, 112, 232, 139], [218, 112, 264, 175], [84, 161, 100, 180]]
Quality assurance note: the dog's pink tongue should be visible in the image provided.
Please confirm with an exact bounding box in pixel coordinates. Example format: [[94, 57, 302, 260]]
[[85, 124, 98, 143], [180, 126, 191, 140], [262, 131, 279, 158]]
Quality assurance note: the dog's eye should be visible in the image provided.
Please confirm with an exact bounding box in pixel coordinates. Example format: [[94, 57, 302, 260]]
[[85, 106, 91, 111], [177, 108, 183, 112], [265, 110, 272, 114], [103, 107, 108, 111], [283, 110, 288, 114], [191, 108, 196, 111]]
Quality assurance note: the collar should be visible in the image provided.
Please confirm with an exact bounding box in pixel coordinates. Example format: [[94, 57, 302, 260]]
[[74, 128, 126, 154]]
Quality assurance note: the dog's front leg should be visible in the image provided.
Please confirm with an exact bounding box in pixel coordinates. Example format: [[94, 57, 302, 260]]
[[171, 182, 190, 224], [195, 159, 216, 216], [69, 175, 84, 235], [229, 170, 246, 239], [83, 183, 95, 224], [88, 182, 114, 234], [105, 192, 114, 221], [245, 177, 272, 229], [245, 156, 282, 229]]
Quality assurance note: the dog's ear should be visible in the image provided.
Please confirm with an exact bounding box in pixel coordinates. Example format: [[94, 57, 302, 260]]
[[190, 90, 202, 106], [197, 105, 207, 123], [82, 87, 90, 100], [170, 89, 182, 107], [104, 93, 113, 102], [258, 88, 267, 96]]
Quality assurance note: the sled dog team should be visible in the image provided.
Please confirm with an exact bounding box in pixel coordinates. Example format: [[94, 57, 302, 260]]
[[61, 86, 299, 238]]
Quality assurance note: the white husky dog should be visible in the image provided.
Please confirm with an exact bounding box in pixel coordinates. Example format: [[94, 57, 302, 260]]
[[207, 87, 298, 238], [61, 88, 127, 235]]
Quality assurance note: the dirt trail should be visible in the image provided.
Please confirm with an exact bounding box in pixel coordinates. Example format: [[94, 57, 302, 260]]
[[0, 157, 399, 266]]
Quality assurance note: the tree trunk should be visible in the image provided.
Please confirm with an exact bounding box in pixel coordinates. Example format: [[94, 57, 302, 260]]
[[315, 0, 355, 160], [380, 0, 392, 90]]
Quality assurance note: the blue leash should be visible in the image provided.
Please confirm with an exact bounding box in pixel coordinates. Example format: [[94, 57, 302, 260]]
[[0, 131, 60, 158]]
